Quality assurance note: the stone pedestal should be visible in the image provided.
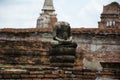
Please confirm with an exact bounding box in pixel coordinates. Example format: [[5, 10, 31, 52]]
[[50, 42, 77, 67]]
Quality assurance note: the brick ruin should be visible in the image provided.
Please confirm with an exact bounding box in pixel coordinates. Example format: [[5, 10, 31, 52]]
[[98, 2, 120, 29], [0, 1, 120, 80], [36, 0, 57, 28]]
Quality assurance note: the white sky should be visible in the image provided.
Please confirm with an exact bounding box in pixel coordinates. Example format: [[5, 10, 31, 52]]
[[0, 0, 119, 28]]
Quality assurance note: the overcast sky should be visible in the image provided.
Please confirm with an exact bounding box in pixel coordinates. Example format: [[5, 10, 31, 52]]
[[0, 0, 119, 28]]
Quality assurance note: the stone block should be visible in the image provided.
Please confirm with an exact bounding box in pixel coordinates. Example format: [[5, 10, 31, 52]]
[[50, 63, 74, 67], [50, 47, 76, 56], [37, 75, 44, 78], [50, 56, 75, 63], [3, 74, 11, 79], [11, 75, 20, 78]]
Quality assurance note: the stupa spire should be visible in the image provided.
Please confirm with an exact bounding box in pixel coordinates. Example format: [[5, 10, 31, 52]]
[[36, 0, 57, 28], [42, 0, 55, 11]]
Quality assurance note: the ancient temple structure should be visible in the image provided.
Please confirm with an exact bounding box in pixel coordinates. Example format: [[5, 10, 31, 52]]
[[0, 1, 120, 80], [99, 2, 120, 29], [36, 0, 57, 28]]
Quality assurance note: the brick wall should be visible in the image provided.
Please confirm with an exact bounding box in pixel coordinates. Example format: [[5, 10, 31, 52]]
[[0, 28, 120, 79], [0, 67, 119, 80], [0, 40, 50, 65]]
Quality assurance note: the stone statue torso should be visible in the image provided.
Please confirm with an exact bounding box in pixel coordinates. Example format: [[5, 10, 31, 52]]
[[53, 21, 72, 42]]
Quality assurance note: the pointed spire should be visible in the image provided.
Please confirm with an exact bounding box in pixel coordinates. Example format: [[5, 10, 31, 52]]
[[42, 0, 55, 11], [36, 0, 57, 28]]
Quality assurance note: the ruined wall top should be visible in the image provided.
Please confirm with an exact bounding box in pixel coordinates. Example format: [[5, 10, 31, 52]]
[[99, 2, 120, 29], [103, 2, 120, 14], [0, 28, 120, 35]]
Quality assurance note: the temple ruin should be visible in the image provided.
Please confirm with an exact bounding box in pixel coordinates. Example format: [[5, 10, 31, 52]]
[[0, 0, 120, 80]]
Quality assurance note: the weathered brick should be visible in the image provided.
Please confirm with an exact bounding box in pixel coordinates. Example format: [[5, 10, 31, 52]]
[[29, 75, 37, 78], [30, 71, 44, 75], [37, 75, 44, 78], [44, 70, 52, 74], [44, 74, 58, 78], [12, 75, 20, 78], [41, 79, 52, 80], [21, 79, 32, 80], [9, 79, 18, 80], [52, 71, 59, 75], [3, 74, 11, 79], [65, 70, 72, 74], [21, 75, 30, 78], [16, 79, 22, 80], [32, 78, 42, 80]]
